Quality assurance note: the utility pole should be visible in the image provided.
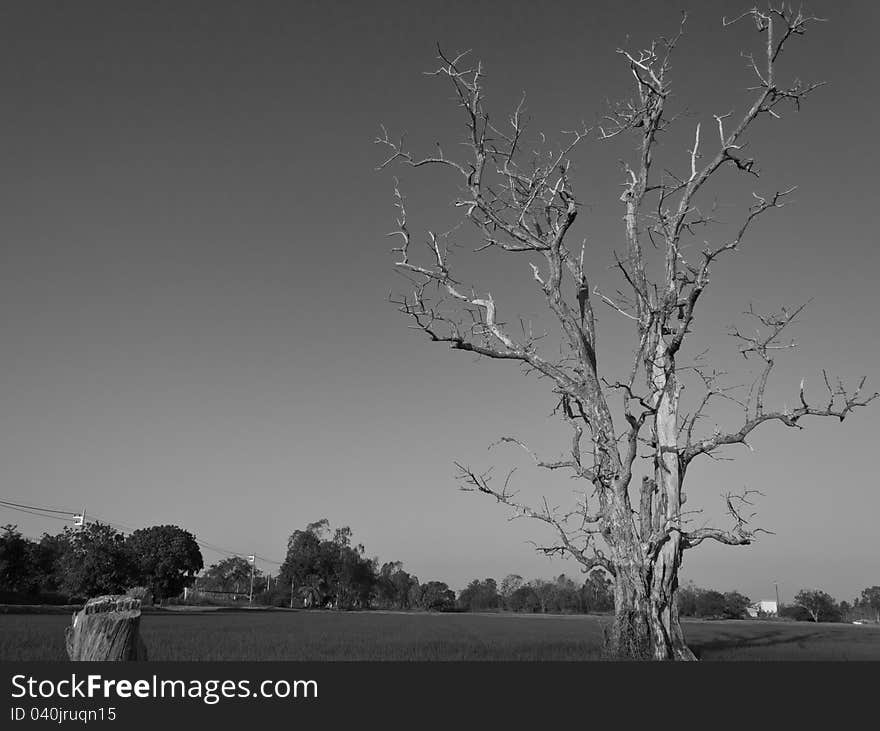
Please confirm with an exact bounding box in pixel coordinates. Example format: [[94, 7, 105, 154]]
[[774, 581, 781, 615], [248, 555, 256, 605]]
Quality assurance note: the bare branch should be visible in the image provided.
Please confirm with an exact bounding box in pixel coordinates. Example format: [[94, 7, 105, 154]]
[[683, 489, 774, 549], [455, 462, 611, 573]]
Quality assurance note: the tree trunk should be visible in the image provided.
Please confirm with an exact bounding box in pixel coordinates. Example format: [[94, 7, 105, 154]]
[[605, 334, 697, 661], [646, 531, 695, 660], [607, 566, 652, 660], [65, 595, 148, 661], [606, 551, 694, 661]]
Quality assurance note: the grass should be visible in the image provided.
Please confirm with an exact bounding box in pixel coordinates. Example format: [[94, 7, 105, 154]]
[[2, 609, 879, 661]]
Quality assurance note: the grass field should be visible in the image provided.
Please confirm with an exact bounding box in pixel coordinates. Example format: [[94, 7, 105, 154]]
[[2, 609, 878, 661]]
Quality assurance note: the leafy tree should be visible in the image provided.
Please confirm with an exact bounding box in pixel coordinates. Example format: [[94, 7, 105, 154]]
[[722, 591, 751, 619], [794, 589, 838, 623], [125, 525, 203, 601], [376, 561, 418, 609], [279, 523, 324, 596], [418, 581, 456, 611], [407, 579, 423, 610], [778, 603, 811, 622], [376, 561, 402, 608], [553, 574, 582, 614], [0, 525, 36, 594], [530, 579, 556, 614], [859, 586, 880, 622], [695, 590, 726, 618], [677, 581, 698, 617], [378, 6, 875, 659], [55, 522, 133, 599], [457, 578, 500, 611], [28, 533, 67, 594], [201, 556, 260, 595], [331, 542, 375, 609], [498, 573, 523, 609], [390, 566, 417, 609], [279, 520, 375, 609], [581, 570, 614, 613], [508, 585, 540, 613]]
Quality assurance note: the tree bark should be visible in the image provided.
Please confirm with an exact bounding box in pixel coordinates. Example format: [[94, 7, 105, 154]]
[[641, 336, 695, 659], [646, 532, 695, 660], [607, 565, 652, 660], [606, 552, 694, 660]]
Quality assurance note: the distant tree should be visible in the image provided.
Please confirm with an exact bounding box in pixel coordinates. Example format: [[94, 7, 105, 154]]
[[859, 586, 880, 622], [581, 570, 614, 613], [0, 525, 36, 593], [794, 589, 838, 622], [125, 525, 203, 601], [407, 579, 423, 610], [389, 565, 417, 609], [553, 574, 582, 613], [508, 585, 539, 613], [332, 541, 375, 609], [201, 556, 259, 595], [28, 533, 67, 594], [418, 581, 456, 611], [298, 582, 323, 608], [456, 579, 479, 611], [457, 578, 500, 611], [677, 581, 698, 617], [279, 523, 324, 595], [279, 520, 375, 609], [529, 579, 555, 614], [695, 590, 726, 618], [498, 574, 523, 610], [778, 602, 811, 622], [376, 561, 417, 609], [375, 561, 399, 607], [55, 522, 133, 599], [722, 591, 751, 619], [479, 577, 500, 609]]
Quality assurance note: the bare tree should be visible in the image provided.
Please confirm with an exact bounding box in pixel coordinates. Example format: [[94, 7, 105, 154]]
[[377, 6, 876, 660]]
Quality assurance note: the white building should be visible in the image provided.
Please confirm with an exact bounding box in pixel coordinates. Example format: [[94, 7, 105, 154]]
[[747, 600, 778, 617]]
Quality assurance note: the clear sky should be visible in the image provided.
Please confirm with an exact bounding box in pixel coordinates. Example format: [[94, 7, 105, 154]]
[[1, 0, 877, 604]]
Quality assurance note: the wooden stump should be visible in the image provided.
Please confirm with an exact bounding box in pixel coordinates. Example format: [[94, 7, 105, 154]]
[[65, 595, 148, 661]]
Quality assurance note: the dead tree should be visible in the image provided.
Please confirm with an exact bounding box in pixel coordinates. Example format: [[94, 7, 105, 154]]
[[65, 595, 148, 661], [377, 5, 876, 660]]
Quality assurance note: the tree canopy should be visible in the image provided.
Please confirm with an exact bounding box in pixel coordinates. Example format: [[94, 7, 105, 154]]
[[125, 525, 203, 601], [279, 519, 376, 609]]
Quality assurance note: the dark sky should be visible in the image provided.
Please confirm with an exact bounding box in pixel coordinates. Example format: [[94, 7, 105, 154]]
[[1, 0, 877, 603]]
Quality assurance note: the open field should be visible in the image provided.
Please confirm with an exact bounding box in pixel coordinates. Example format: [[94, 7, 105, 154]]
[[2, 609, 878, 661]]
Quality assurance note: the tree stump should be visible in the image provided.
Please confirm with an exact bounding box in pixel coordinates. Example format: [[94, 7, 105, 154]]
[[65, 595, 148, 661]]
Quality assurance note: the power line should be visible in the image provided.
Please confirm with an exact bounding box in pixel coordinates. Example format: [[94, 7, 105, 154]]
[[0, 499, 77, 515], [0, 503, 75, 523], [0, 496, 286, 565]]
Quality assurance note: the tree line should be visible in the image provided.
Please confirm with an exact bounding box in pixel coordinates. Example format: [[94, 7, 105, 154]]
[[244, 519, 616, 614], [677, 582, 880, 623], [0, 523, 202, 603], [193, 520, 880, 622], [3, 519, 879, 623], [782, 588, 880, 624]]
